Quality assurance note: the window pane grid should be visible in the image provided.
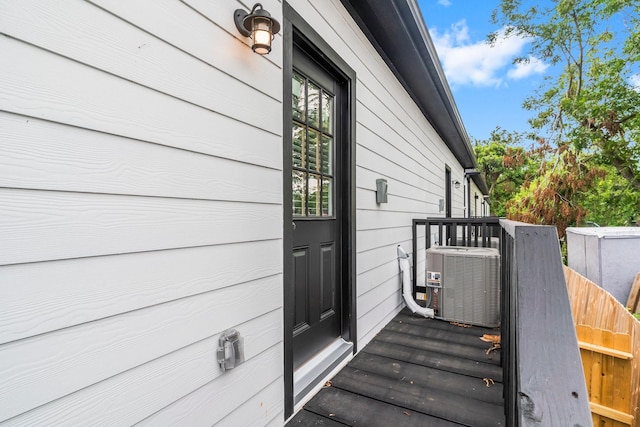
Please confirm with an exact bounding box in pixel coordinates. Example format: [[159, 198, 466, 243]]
[[292, 71, 335, 218]]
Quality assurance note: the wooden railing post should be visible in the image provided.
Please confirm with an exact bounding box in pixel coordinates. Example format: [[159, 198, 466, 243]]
[[500, 220, 592, 426]]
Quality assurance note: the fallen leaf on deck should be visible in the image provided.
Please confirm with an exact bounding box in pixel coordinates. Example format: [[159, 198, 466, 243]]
[[483, 378, 495, 387], [450, 321, 472, 328], [479, 334, 501, 344]]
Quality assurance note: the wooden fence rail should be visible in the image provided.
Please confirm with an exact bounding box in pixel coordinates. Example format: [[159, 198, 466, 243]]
[[577, 324, 633, 425], [565, 266, 639, 427]]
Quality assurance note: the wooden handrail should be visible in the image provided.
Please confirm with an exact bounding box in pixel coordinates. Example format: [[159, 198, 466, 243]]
[[500, 219, 592, 426]]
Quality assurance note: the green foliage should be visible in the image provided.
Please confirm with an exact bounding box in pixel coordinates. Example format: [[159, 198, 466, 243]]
[[473, 128, 540, 217], [488, 0, 640, 229], [494, 0, 640, 167], [579, 163, 640, 226]]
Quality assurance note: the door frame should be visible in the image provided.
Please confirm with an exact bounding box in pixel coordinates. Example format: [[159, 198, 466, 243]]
[[445, 165, 452, 218], [282, 3, 356, 418], [445, 165, 452, 242]]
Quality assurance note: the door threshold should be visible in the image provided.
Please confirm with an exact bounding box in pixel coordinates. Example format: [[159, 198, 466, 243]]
[[293, 338, 353, 409]]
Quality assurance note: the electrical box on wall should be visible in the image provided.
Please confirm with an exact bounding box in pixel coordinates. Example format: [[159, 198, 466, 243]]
[[217, 329, 245, 372], [376, 178, 388, 204], [567, 227, 640, 303]]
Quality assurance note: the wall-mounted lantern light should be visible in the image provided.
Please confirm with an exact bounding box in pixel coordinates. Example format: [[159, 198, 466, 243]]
[[453, 180, 461, 189], [234, 3, 280, 55]]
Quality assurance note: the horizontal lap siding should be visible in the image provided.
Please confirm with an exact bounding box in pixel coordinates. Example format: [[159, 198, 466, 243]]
[[0, 0, 283, 425], [0, 240, 282, 344], [0, 112, 281, 202], [3, 309, 283, 426], [291, 0, 467, 348], [1, 189, 280, 265]]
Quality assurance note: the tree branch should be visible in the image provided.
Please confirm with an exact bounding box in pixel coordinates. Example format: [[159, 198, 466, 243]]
[[570, 11, 584, 97]]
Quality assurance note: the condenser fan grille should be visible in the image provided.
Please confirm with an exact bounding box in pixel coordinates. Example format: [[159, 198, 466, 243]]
[[426, 247, 500, 327]]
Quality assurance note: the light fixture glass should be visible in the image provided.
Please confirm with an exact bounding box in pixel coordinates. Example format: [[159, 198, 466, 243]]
[[234, 3, 280, 55], [252, 17, 272, 54]]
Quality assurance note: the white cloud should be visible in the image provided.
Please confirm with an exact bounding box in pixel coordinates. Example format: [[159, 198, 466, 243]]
[[430, 21, 545, 88], [507, 56, 549, 79], [631, 74, 640, 92], [438, 0, 452, 6]]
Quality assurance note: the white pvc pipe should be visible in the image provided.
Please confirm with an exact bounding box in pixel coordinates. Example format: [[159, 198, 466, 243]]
[[397, 245, 434, 318]]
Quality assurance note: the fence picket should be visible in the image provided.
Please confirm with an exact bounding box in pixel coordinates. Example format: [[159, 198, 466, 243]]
[[627, 274, 640, 313], [565, 267, 637, 427]]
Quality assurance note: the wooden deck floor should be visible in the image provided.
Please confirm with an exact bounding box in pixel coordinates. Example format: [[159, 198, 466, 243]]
[[287, 309, 505, 427]]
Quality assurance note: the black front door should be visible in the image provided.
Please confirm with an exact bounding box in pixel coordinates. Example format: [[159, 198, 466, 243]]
[[290, 44, 342, 369]]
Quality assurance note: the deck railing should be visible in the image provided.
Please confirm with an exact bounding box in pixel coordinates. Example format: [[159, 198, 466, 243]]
[[411, 217, 501, 296], [411, 217, 592, 426]]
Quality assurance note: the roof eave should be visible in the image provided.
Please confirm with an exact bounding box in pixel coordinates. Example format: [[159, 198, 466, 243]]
[[340, 0, 488, 194]]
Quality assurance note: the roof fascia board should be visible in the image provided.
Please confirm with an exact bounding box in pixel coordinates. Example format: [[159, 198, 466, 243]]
[[340, 0, 489, 194]]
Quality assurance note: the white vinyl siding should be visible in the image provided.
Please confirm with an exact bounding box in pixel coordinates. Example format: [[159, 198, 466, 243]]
[[0, 0, 284, 425], [469, 181, 484, 218], [1, 0, 473, 424], [289, 0, 467, 347]]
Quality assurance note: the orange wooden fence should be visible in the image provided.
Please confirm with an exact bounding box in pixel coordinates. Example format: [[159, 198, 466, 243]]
[[565, 266, 639, 427]]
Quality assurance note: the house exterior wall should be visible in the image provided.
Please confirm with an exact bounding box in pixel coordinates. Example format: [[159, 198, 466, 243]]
[[468, 181, 482, 218], [0, 0, 284, 425], [1, 0, 470, 424], [287, 1, 466, 347]]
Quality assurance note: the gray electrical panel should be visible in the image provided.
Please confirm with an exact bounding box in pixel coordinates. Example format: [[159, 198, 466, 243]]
[[426, 246, 500, 327]]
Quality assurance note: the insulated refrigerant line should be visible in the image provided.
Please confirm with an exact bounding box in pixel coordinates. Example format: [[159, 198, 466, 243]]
[[397, 245, 434, 318]]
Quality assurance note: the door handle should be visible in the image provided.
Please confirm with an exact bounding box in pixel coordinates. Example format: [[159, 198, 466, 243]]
[[292, 222, 296, 230]]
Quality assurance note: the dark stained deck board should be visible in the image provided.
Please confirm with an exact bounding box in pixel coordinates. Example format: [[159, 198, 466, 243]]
[[330, 366, 504, 427], [390, 315, 500, 348], [349, 352, 504, 405], [287, 309, 505, 427], [385, 320, 500, 352], [363, 339, 502, 382], [374, 329, 501, 366], [392, 312, 501, 337], [286, 408, 348, 426], [390, 313, 500, 345], [303, 387, 463, 427], [383, 321, 491, 350]]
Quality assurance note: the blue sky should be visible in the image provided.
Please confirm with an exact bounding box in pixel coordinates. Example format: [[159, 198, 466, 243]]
[[416, 0, 550, 142]]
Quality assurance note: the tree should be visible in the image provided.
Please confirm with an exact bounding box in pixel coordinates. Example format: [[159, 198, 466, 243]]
[[474, 128, 540, 217], [491, 0, 640, 229], [579, 162, 640, 226], [506, 144, 605, 238]]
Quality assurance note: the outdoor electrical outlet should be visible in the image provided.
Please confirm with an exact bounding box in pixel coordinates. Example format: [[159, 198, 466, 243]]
[[217, 329, 245, 372]]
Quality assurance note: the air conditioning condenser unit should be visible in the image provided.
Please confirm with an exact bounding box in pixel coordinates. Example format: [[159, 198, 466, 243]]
[[426, 246, 500, 328]]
